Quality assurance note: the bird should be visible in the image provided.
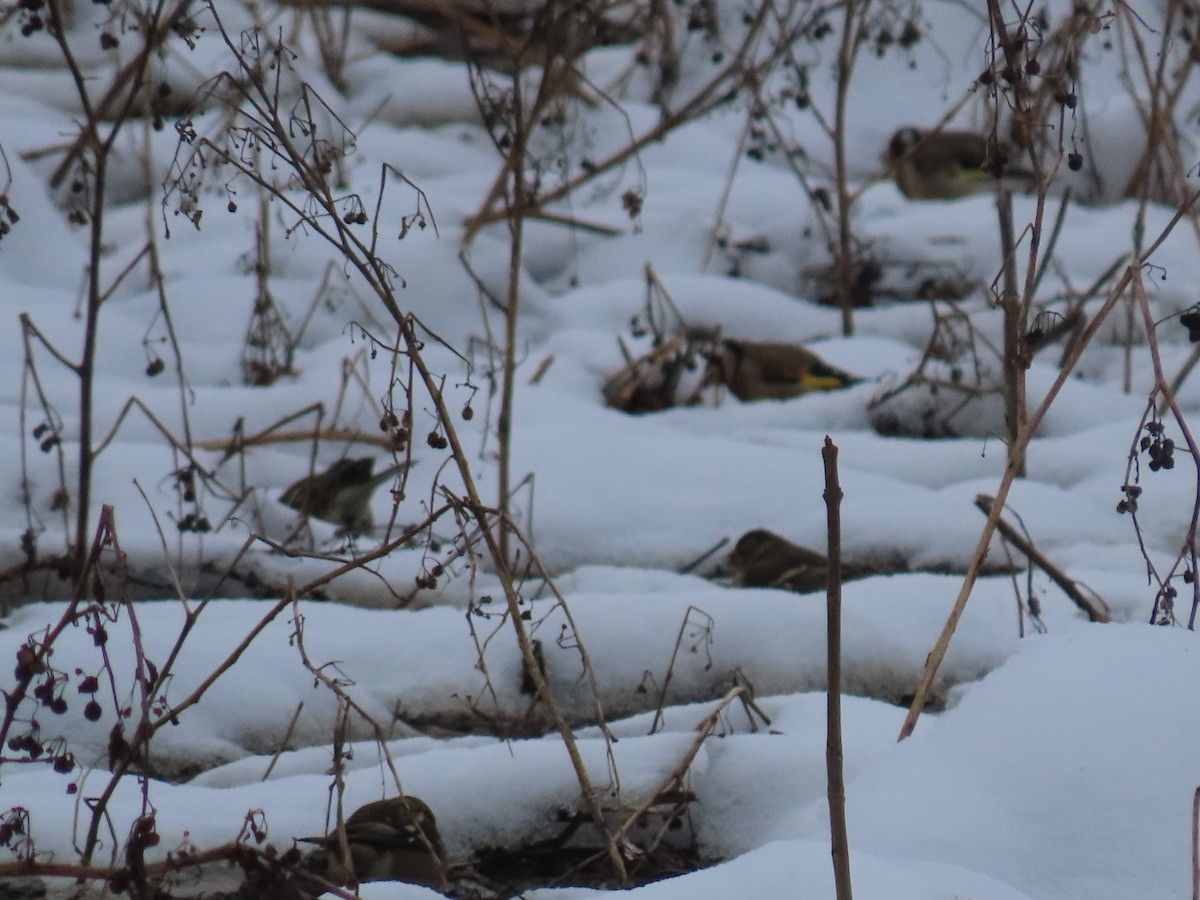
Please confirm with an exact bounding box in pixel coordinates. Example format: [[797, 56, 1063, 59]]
[[883, 126, 1035, 200], [724, 528, 881, 593], [280, 457, 407, 533], [698, 339, 859, 402], [301, 796, 448, 890]]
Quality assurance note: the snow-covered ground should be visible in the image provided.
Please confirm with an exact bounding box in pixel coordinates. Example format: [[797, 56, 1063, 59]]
[[3, 1, 1200, 897]]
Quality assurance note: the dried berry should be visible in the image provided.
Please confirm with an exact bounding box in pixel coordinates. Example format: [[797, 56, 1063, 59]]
[[15, 645, 46, 680], [1181, 310, 1200, 343]]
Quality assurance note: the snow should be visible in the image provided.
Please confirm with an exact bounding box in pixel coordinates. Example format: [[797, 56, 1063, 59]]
[[2, 0, 1200, 898]]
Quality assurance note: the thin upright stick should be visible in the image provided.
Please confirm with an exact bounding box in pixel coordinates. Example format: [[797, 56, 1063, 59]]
[[997, 189, 1027, 477], [822, 436, 853, 900]]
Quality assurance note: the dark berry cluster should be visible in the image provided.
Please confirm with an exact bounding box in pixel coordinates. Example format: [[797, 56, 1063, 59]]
[[0, 809, 31, 853], [0, 192, 19, 242], [1141, 421, 1175, 471], [176, 512, 212, 532], [1181, 308, 1200, 343], [1116, 483, 1142, 514], [7, 645, 97, 779], [31, 421, 61, 453]]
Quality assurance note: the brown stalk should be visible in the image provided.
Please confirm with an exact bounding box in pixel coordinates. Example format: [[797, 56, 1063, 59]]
[[649, 606, 715, 735], [974, 494, 1110, 622], [997, 190, 1027, 477], [831, 0, 866, 337], [899, 190, 1199, 740], [612, 684, 754, 847], [822, 436, 853, 899]]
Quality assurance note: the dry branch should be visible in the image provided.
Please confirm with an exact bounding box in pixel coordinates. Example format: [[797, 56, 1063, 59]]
[[899, 188, 1200, 741], [974, 494, 1110, 623], [822, 436, 853, 900]]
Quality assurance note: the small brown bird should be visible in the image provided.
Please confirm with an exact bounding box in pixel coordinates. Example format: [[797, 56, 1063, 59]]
[[883, 126, 1034, 200], [700, 339, 859, 402], [280, 457, 406, 533], [726, 528, 879, 593], [302, 796, 448, 890]]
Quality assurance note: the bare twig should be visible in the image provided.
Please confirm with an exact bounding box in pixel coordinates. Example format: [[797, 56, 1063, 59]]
[[649, 606, 715, 735], [262, 701, 305, 781], [997, 190, 1027, 477], [822, 436, 853, 900], [974, 494, 1110, 622]]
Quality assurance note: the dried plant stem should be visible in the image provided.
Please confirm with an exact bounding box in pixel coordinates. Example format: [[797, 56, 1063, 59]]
[[289, 593, 449, 880], [822, 436, 853, 900], [613, 684, 753, 845], [192, 426, 394, 453], [899, 277, 1128, 739], [497, 99, 527, 567], [649, 606, 714, 735], [974, 494, 1110, 622], [38, 0, 185, 582], [997, 190, 1027, 477], [831, 0, 866, 337], [262, 701, 304, 781], [899, 191, 1198, 741], [406, 356, 627, 880]]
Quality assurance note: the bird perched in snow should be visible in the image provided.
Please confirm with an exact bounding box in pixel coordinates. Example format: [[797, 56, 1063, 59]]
[[725, 528, 879, 593], [699, 339, 859, 402], [280, 457, 406, 533], [883, 126, 1035, 200], [301, 796, 448, 890]]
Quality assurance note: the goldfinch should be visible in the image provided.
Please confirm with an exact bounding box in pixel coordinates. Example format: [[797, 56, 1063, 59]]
[[883, 126, 1034, 200], [726, 528, 877, 593], [302, 796, 448, 889], [700, 339, 858, 402], [280, 457, 406, 534]]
